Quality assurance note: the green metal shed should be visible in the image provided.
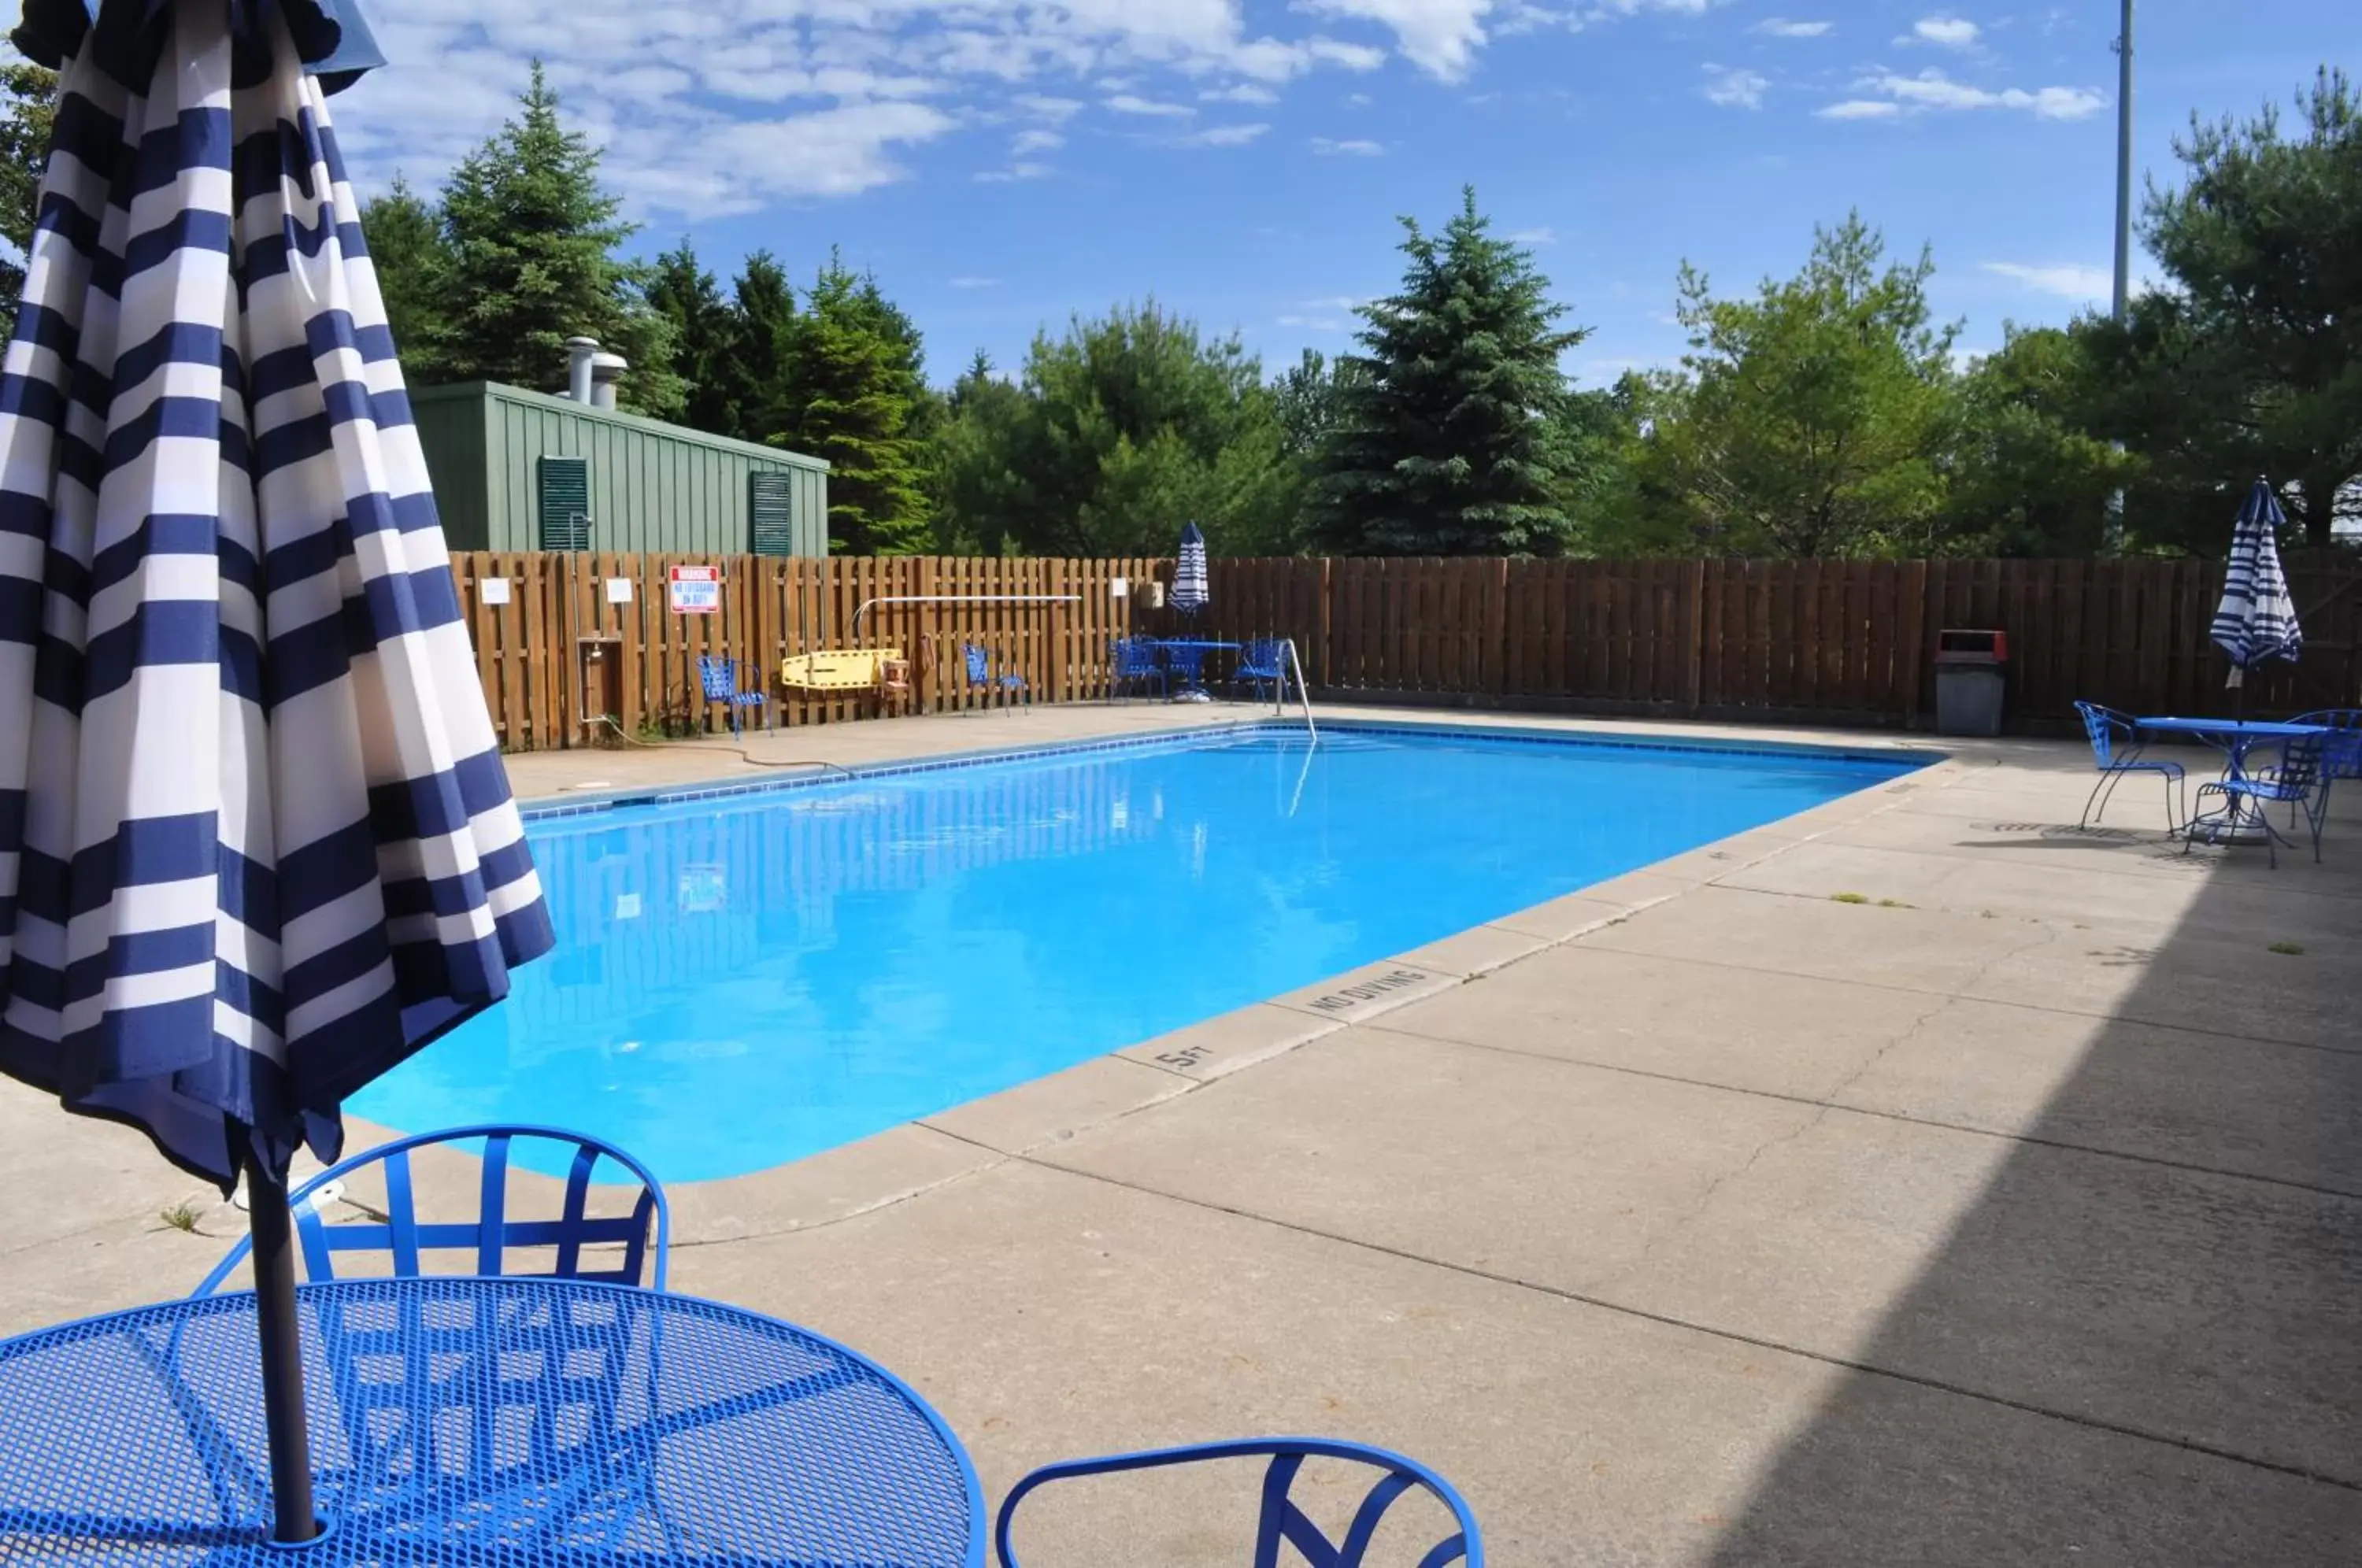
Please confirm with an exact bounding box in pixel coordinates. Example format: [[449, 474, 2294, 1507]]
[[409, 382, 830, 557]]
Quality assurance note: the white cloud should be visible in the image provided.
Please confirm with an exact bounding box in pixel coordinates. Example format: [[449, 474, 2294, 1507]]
[[1830, 69, 2106, 120], [1751, 17, 1832, 37], [1014, 95, 1086, 123], [948, 276, 1001, 290], [1297, 0, 1496, 81], [331, 0, 1425, 220], [1172, 122, 1272, 147], [1277, 313, 1353, 331], [1503, 225, 1558, 246], [974, 161, 1053, 183], [1816, 99, 1903, 120], [1981, 261, 2112, 301], [1907, 16, 1982, 49], [1105, 93, 1194, 118], [1701, 65, 1768, 110], [1312, 136, 1387, 155], [1010, 128, 1064, 154]]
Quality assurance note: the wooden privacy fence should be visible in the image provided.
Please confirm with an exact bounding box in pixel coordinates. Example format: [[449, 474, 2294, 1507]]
[[451, 553, 1157, 750], [1194, 553, 2362, 730], [454, 551, 2362, 749]]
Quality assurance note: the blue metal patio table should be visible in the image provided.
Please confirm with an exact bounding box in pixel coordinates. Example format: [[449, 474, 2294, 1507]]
[[2132, 716, 2331, 782], [0, 1276, 983, 1566], [2134, 716, 2332, 841], [1153, 638, 1242, 699]]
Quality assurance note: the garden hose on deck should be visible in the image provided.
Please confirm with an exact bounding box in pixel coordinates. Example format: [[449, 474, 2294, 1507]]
[[588, 714, 857, 778]]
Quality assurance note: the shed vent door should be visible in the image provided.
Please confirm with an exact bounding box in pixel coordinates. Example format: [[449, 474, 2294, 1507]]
[[537, 456, 591, 550], [749, 471, 796, 556]]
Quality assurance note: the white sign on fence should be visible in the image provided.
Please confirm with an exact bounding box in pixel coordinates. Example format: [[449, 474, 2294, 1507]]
[[668, 564, 721, 615], [479, 576, 512, 605], [605, 577, 634, 605]]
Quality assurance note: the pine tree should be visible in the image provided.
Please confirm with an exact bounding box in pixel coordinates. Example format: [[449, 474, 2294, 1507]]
[[358, 174, 454, 381], [728, 250, 798, 442], [437, 62, 681, 416], [1309, 187, 1588, 555], [649, 239, 742, 436], [782, 254, 930, 554]]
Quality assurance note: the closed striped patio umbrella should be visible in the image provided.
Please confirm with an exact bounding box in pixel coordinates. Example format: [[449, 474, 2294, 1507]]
[[2211, 478, 2303, 693], [0, 0, 547, 1540], [1173, 520, 1209, 615]]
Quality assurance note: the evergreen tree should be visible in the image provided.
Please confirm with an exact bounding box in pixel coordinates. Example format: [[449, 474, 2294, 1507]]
[[929, 351, 1030, 553], [782, 254, 930, 553], [728, 250, 798, 442], [358, 174, 455, 382], [2080, 68, 2362, 549], [0, 61, 57, 340], [437, 62, 681, 416], [649, 239, 742, 436], [1309, 187, 1588, 555]]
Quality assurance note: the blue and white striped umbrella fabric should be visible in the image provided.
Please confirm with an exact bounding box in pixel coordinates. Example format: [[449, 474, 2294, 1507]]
[[0, 1, 552, 1191], [2210, 479, 2303, 683], [1173, 520, 1209, 614]]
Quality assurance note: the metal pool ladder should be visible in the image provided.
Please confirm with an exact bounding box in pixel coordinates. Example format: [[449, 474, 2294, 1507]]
[[1275, 637, 1318, 743]]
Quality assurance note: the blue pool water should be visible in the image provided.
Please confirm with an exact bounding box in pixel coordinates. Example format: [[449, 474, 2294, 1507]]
[[354, 725, 1920, 1182]]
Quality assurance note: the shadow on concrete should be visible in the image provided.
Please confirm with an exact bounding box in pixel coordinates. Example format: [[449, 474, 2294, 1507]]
[[1702, 810, 2362, 1564]]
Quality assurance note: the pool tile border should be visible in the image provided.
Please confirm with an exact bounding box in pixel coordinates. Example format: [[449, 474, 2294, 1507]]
[[516, 716, 1939, 823]]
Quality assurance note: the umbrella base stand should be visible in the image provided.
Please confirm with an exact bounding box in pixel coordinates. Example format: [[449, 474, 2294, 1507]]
[[246, 1153, 320, 1544]]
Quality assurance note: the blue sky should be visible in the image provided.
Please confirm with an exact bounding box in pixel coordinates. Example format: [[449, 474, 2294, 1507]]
[[332, 2, 2349, 388]]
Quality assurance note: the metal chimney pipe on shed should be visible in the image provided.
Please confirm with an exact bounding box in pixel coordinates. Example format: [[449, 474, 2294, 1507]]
[[564, 335, 598, 403]]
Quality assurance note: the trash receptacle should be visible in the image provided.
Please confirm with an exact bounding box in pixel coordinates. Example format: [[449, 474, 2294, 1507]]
[[1934, 630, 2007, 736]]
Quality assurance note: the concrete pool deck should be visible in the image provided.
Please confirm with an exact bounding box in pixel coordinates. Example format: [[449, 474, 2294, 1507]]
[[4, 704, 2358, 1563]]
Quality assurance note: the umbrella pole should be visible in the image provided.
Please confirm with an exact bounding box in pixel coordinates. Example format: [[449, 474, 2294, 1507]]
[[245, 1153, 319, 1543]]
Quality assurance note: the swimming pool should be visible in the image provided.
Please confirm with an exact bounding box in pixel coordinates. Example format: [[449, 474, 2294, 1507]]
[[354, 723, 1923, 1182]]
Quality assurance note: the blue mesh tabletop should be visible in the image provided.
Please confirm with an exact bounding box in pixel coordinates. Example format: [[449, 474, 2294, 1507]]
[[0, 1278, 983, 1566]]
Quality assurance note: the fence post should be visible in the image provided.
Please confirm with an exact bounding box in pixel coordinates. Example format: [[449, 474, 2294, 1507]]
[[1899, 560, 1931, 729]]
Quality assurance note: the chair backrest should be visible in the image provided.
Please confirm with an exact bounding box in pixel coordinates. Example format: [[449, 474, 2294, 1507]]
[[962, 642, 990, 685], [1241, 637, 1286, 673], [1113, 635, 1160, 676], [2294, 711, 2362, 778], [194, 1124, 670, 1296], [996, 1438, 1483, 1568], [698, 655, 737, 701], [2074, 701, 2131, 767], [2268, 732, 2328, 795]]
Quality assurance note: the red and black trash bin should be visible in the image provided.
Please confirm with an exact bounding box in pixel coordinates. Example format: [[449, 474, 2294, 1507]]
[[1934, 630, 2008, 737]]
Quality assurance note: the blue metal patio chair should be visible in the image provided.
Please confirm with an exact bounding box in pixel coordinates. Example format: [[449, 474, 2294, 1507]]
[[2189, 732, 2331, 869], [2075, 701, 2184, 833], [194, 1124, 671, 1295], [2292, 710, 2362, 791], [995, 1437, 1483, 1568], [698, 654, 770, 738], [964, 642, 1030, 708], [1231, 638, 1288, 703], [1110, 634, 1168, 702]]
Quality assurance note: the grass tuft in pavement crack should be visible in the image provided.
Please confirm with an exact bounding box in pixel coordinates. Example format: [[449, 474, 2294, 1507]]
[[160, 1201, 200, 1233], [1831, 892, 1870, 904], [2268, 941, 2306, 956]]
